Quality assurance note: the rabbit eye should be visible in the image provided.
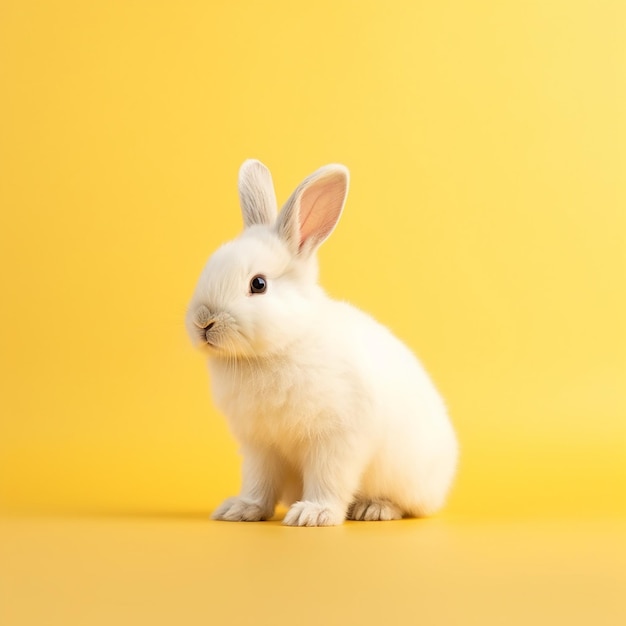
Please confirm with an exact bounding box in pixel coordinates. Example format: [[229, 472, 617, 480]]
[[250, 275, 267, 294]]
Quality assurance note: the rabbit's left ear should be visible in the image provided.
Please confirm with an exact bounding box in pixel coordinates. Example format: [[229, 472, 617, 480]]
[[238, 159, 278, 227], [277, 164, 349, 257]]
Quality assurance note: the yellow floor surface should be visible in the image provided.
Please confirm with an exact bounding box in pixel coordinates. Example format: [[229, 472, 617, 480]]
[[2, 514, 624, 626]]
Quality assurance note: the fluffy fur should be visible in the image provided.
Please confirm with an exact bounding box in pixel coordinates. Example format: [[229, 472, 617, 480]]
[[186, 159, 458, 526]]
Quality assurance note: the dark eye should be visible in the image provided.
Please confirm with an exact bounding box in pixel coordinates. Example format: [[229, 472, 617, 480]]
[[250, 275, 267, 294]]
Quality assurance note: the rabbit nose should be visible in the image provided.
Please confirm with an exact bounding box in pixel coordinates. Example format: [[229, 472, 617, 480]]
[[194, 305, 215, 329], [204, 324, 215, 342]]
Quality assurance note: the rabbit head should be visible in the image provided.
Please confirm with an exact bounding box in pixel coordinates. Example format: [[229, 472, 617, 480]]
[[186, 159, 349, 359]]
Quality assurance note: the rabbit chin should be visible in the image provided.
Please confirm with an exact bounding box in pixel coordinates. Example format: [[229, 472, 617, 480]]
[[204, 331, 297, 362], [198, 334, 266, 360]]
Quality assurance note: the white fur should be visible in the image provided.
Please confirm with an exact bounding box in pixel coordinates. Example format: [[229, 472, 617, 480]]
[[186, 159, 458, 526]]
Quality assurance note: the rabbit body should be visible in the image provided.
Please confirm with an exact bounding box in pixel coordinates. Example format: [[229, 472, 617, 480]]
[[187, 161, 457, 526]]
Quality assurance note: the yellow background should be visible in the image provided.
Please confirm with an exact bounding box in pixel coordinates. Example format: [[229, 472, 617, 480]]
[[1, 1, 624, 625]]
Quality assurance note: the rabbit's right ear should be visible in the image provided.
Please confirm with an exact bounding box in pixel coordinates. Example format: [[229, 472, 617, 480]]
[[238, 159, 278, 228], [276, 164, 349, 258]]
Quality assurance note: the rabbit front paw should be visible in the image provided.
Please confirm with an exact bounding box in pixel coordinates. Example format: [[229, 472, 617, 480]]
[[211, 497, 273, 522], [283, 501, 344, 527], [347, 499, 403, 521]]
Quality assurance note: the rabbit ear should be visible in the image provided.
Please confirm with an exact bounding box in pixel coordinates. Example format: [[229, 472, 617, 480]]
[[238, 159, 278, 227], [276, 165, 349, 256]]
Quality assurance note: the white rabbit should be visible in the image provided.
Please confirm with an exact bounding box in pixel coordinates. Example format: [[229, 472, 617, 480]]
[[186, 160, 458, 526]]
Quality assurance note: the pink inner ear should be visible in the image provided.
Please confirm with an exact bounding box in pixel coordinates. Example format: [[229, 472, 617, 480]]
[[298, 173, 346, 250]]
